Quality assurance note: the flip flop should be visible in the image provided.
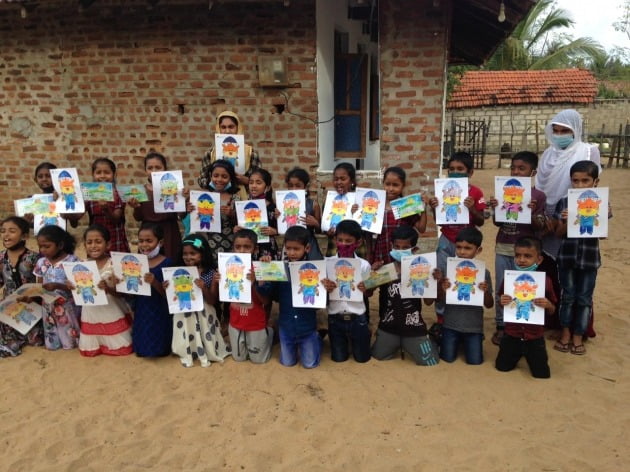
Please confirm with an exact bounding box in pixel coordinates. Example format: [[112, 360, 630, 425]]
[[553, 341, 570, 353], [571, 344, 586, 356]]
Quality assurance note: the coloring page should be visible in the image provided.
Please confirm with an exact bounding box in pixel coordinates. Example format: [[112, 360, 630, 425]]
[[62, 260, 108, 306], [215, 133, 246, 175], [117, 184, 149, 203], [0, 299, 44, 335], [494, 176, 532, 224], [391, 193, 425, 220], [162, 266, 204, 314], [50, 168, 85, 214], [151, 170, 186, 213], [400, 252, 437, 299], [434, 178, 469, 225], [276, 189, 306, 235], [289, 260, 327, 309], [80, 182, 114, 202], [111, 252, 151, 297], [363, 263, 398, 290], [33, 203, 65, 235], [14, 194, 54, 216], [189, 190, 221, 233], [235, 199, 270, 243], [445, 257, 485, 306], [218, 252, 251, 304], [252, 261, 288, 282], [325, 257, 364, 302], [353, 187, 386, 234], [567, 187, 609, 238], [321, 191, 356, 232], [503, 270, 546, 325]]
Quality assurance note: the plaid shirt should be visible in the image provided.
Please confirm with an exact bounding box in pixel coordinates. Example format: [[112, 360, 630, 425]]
[[554, 197, 600, 270], [370, 209, 419, 265], [87, 189, 130, 253]]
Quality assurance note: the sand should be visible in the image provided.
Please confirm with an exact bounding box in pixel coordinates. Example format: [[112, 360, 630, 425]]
[[1, 164, 628, 471]]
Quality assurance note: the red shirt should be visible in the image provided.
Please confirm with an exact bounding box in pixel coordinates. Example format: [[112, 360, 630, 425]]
[[229, 283, 268, 331], [440, 184, 485, 243]]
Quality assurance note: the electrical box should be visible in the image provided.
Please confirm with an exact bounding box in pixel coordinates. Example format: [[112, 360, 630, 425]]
[[258, 56, 289, 87]]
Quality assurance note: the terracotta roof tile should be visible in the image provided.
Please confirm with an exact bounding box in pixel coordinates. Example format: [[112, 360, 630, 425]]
[[447, 69, 598, 109]]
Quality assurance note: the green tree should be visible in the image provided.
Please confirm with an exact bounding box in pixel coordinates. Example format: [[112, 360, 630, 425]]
[[485, 0, 604, 70], [613, 0, 630, 41]]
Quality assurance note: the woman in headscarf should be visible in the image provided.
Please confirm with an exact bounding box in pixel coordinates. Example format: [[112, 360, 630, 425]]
[[535, 109, 600, 338], [198, 110, 261, 198], [536, 109, 601, 258]]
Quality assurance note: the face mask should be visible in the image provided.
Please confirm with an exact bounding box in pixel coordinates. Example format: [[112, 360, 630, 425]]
[[552, 134, 574, 149], [448, 172, 468, 179], [209, 181, 232, 191], [389, 248, 413, 262], [337, 242, 360, 258], [143, 244, 161, 259], [516, 263, 538, 272]]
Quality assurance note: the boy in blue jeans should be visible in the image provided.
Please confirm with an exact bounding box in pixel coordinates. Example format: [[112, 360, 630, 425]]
[[551, 160, 607, 356], [434, 227, 493, 365], [269, 225, 321, 368], [321, 220, 371, 363]]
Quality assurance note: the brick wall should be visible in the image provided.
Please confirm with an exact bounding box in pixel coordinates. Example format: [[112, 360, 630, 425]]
[[379, 0, 448, 195], [446, 99, 630, 159], [0, 0, 317, 215]]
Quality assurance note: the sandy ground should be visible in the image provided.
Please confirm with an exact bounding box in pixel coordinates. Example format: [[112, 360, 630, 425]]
[[1, 163, 628, 471]]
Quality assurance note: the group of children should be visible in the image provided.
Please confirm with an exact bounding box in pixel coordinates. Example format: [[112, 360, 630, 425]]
[[0, 150, 605, 379]]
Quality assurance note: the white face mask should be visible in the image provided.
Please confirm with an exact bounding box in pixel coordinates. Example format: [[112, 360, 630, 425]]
[[143, 244, 161, 259]]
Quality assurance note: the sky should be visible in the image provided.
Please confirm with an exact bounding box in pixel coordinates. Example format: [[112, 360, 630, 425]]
[[554, 0, 629, 52]]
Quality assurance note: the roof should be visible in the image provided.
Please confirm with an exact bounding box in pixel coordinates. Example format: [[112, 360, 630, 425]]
[[450, 0, 537, 66], [447, 69, 599, 109]]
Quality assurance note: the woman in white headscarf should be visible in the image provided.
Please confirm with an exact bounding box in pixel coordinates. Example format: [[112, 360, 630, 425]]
[[536, 109, 601, 257]]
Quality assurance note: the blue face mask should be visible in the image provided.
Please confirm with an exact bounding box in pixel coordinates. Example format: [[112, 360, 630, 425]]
[[209, 181, 232, 191], [516, 263, 538, 272], [552, 134, 574, 149], [389, 248, 413, 262], [448, 172, 468, 179]]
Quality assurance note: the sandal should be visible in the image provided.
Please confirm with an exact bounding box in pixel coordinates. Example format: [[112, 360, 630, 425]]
[[570, 344, 586, 356], [553, 341, 570, 353]]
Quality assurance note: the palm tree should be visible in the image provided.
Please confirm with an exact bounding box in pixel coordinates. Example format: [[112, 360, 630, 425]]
[[485, 0, 604, 70]]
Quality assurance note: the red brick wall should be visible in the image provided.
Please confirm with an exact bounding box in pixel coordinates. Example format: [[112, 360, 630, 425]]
[[379, 0, 448, 192], [0, 0, 317, 215]]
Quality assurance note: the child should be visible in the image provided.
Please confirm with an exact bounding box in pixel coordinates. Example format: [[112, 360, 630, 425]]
[[551, 160, 607, 356], [77, 224, 133, 357], [132, 222, 172, 358], [130, 152, 183, 261], [435, 227, 493, 365], [195, 159, 240, 267], [495, 237, 557, 378], [321, 220, 371, 363], [371, 225, 439, 365], [0, 216, 44, 356], [428, 152, 486, 326], [24, 162, 57, 225], [226, 229, 274, 364], [66, 158, 130, 253], [486, 152, 547, 345], [285, 167, 323, 260], [32, 226, 81, 350], [235, 167, 279, 260], [371, 166, 428, 312], [169, 234, 230, 367], [325, 162, 368, 258], [270, 225, 321, 368]]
